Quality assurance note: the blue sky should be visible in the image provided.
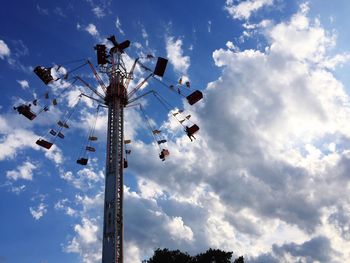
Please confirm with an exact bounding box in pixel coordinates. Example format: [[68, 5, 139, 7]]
[[2, 0, 350, 262]]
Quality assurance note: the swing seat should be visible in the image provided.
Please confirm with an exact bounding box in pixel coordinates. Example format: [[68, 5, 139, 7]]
[[86, 146, 96, 152], [89, 136, 98, 141], [154, 57, 168, 77], [77, 158, 88, 165], [124, 159, 128, 168], [186, 90, 203, 105], [57, 132, 64, 139], [36, 139, 53, 149], [57, 121, 69, 128], [157, 139, 167, 145], [34, 66, 54, 85], [186, 124, 199, 136], [16, 105, 37, 120], [49, 129, 57, 136]]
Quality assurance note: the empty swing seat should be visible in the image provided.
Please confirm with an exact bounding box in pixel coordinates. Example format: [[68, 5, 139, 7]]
[[86, 146, 96, 152], [34, 66, 54, 85], [15, 105, 37, 120], [186, 124, 199, 136], [77, 158, 88, 165], [186, 90, 203, 105], [89, 136, 97, 141], [36, 139, 53, 150], [154, 57, 168, 77], [57, 121, 69, 128]]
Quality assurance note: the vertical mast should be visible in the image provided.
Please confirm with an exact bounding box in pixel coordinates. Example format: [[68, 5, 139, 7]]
[[102, 48, 127, 263]]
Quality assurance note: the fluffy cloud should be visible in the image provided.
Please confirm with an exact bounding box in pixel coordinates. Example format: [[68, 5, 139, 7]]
[[250, 236, 337, 262], [0, 39, 10, 59], [16, 79, 29, 89], [165, 36, 190, 76], [92, 6, 105, 18], [65, 217, 101, 263], [0, 127, 38, 161], [36, 5, 49, 15], [6, 161, 37, 181], [29, 202, 47, 220], [63, 191, 104, 263], [115, 17, 125, 35], [85, 24, 99, 37], [0, 113, 62, 164], [59, 167, 103, 190], [111, 4, 350, 262], [225, 0, 274, 20], [55, 199, 77, 216]]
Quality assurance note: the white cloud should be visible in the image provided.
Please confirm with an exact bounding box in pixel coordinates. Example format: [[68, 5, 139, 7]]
[[36, 4, 49, 15], [16, 79, 29, 89], [55, 199, 77, 217], [0, 39, 10, 59], [268, 4, 335, 63], [75, 218, 99, 244], [0, 124, 38, 161], [107, 4, 350, 262], [115, 17, 125, 35], [165, 36, 190, 76], [167, 216, 194, 242], [11, 184, 26, 195], [85, 24, 99, 37], [44, 145, 63, 165], [65, 217, 102, 263], [29, 203, 47, 220], [225, 0, 274, 20], [6, 161, 37, 181], [60, 168, 103, 190], [0, 112, 65, 165], [92, 6, 105, 18], [141, 26, 149, 47], [124, 242, 142, 263], [226, 41, 239, 51]]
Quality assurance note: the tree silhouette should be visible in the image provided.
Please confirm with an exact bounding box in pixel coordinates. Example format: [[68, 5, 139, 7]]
[[147, 248, 192, 263], [233, 256, 244, 263], [194, 248, 233, 263], [145, 248, 244, 263]]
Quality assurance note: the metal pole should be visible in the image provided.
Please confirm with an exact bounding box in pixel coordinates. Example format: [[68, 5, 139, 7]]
[[102, 51, 125, 263]]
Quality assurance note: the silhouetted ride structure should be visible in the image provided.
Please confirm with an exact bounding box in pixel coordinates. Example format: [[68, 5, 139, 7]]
[[14, 35, 203, 263]]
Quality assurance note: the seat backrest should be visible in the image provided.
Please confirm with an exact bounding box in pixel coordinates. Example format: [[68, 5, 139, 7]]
[[188, 124, 199, 135], [186, 90, 203, 105]]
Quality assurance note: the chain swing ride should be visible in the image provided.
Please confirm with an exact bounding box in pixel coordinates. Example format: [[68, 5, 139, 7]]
[[13, 35, 203, 263]]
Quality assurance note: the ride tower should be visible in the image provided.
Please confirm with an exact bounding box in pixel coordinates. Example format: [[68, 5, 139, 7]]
[[15, 34, 204, 263], [100, 37, 129, 263]]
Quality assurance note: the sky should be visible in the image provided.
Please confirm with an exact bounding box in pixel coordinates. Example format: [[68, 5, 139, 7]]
[[1, 0, 350, 262]]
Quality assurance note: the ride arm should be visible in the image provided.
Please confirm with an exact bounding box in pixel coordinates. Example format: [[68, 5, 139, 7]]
[[127, 90, 156, 104], [124, 58, 139, 90], [87, 60, 107, 94], [127, 73, 154, 99], [80, 93, 105, 104], [75, 76, 105, 100]]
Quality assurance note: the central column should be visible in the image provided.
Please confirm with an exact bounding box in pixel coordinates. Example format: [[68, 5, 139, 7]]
[[102, 74, 125, 263]]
